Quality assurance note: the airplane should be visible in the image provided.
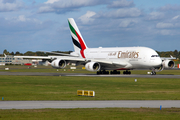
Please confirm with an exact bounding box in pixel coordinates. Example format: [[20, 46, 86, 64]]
[[15, 18, 175, 75]]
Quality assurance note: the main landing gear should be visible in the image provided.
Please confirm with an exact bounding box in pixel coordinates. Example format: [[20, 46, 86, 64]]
[[97, 70, 119, 75], [151, 69, 156, 75], [97, 70, 109, 75], [151, 71, 156, 75], [123, 70, 131, 75], [96, 70, 131, 75], [110, 70, 120, 74]]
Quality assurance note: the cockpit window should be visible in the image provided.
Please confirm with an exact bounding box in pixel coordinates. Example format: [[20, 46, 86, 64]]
[[151, 55, 159, 57]]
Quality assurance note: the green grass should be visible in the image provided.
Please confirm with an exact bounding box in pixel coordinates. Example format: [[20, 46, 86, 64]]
[[0, 108, 180, 120], [1, 66, 180, 119], [0, 65, 96, 74], [0, 76, 180, 100]]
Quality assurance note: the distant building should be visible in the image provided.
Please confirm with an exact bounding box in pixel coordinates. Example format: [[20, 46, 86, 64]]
[[0, 55, 32, 65], [0, 55, 50, 66]]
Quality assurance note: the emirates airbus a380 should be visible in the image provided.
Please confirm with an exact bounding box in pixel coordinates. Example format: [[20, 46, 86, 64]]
[[15, 18, 175, 75]]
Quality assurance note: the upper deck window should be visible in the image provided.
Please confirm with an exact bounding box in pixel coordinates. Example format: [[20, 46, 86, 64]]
[[151, 55, 159, 57]]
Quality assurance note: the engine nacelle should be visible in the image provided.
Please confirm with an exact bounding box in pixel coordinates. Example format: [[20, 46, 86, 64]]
[[85, 62, 101, 72], [154, 64, 164, 72], [51, 59, 66, 69], [162, 60, 175, 68]]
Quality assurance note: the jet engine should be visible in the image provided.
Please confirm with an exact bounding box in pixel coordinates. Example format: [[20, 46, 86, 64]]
[[154, 64, 164, 72], [85, 62, 101, 72], [162, 60, 175, 68], [51, 59, 66, 69]]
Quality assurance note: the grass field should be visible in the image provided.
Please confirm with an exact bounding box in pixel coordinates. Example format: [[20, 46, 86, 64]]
[[0, 76, 180, 100], [0, 108, 180, 120], [0, 66, 180, 119]]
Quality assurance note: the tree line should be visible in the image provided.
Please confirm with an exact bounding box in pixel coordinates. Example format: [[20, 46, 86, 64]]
[[156, 50, 179, 59], [1, 49, 180, 59]]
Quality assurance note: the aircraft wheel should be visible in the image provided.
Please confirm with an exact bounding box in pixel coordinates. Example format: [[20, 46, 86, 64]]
[[123, 70, 131, 75], [151, 71, 156, 75], [106, 71, 109, 74], [97, 70, 109, 75], [102, 70, 109, 74], [110, 70, 120, 74]]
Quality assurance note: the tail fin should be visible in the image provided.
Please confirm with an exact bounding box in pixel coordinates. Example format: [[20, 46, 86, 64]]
[[68, 18, 88, 58]]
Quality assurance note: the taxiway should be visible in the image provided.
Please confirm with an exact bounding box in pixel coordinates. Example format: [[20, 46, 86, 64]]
[[1, 71, 180, 78], [0, 100, 180, 109]]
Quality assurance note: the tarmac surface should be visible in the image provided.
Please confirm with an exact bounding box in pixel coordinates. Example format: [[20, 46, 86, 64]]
[[1, 100, 180, 109], [1, 71, 180, 78]]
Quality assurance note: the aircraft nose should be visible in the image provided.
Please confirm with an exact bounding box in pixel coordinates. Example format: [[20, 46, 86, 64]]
[[154, 58, 162, 67], [150, 57, 162, 67]]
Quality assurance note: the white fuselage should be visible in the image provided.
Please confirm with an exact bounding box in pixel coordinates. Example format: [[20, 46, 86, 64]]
[[83, 46, 162, 70]]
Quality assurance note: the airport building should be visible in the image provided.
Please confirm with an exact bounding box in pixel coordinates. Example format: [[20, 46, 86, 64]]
[[0, 55, 32, 65]]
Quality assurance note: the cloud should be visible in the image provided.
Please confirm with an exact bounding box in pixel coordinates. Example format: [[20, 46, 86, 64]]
[[160, 4, 180, 11], [16, 15, 43, 24], [38, 0, 108, 14], [17, 15, 28, 22], [119, 19, 138, 28], [156, 22, 174, 29], [0, 0, 23, 12], [146, 12, 165, 20], [101, 8, 141, 18], [45, 0, 59, 4], [172, 15, 180, 20], [79, 11, 96, 24], [0, 14, 55, 53], [107, 0, 134, 8], [4, 15, 42, 24], [38, 6, 55, 13], [0, 15, 47, 33], [157, 30, 173, 35], [156, 22, 180, 29]]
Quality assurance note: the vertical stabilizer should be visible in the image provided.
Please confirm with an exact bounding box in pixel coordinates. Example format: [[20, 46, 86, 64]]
[[68, 18, 88, 58]]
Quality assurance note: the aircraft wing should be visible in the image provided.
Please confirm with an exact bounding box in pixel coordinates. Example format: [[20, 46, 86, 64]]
[[161, 55, 176, 60], [14, 55, 86, 62], [14, 55, 128, 69], [38, 51, 79, 57], [51, 56, 86, 62], [14, 56, 52, 59], [49, 56, 127, 67]]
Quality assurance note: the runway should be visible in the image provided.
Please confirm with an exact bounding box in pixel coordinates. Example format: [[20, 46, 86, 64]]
[[0, 100, 180, 109], [1, 71, 180, 78]]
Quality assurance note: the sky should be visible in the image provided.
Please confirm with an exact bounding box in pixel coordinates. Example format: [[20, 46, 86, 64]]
[[1, 0, 180, 53]]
